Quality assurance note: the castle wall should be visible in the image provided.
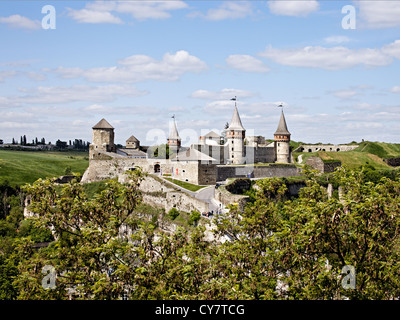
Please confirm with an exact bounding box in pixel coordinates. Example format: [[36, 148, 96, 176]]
[[216, 164, 300, 181], [165, 192, 209, 213], [192, 144, 225, 164], [119, 174, 209, 213], [305, 156, 341, 173], [298, 145, 358, 153], [198, 163, 217, 185], [245, 146, 276, 163], [169, 161, 199, 185], [81, 157, 155, 183], [384, 157, 400, 167]]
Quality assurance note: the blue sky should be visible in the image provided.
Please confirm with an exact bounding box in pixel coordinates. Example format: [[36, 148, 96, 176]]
[[1, 0, 400, 146]]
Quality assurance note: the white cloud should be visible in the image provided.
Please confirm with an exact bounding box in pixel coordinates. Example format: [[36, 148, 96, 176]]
[[324, 35, 351, 44], [54, 50, 208, 83], [332, 90, 358, 99], [115, 0, 188, 20], [195, 1, 253, 21], [82, 104, 159, 115], [68, 0, 188, 24], [357, 0, 400, 29], [15, 84, 147, 105], [268, 0, 319, 17], [259, 44, 393, 70], [381, 40, 400, 59], [226, 55, 270, 73], [390, 86, 400, 93], [191, 88, 256, 100], [0, 70, 18, 82], [0, 14, 41, 30], [67, 8, 123, 24]]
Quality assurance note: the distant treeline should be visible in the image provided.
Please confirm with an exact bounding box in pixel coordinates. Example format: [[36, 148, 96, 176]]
[[2, 135, 89, 151]]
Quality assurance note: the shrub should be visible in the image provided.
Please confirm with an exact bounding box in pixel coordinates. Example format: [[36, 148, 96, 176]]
[[167, 207, 180, 220], [188, 210, 201, 226]]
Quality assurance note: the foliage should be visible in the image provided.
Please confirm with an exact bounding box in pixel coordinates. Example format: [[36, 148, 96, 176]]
[[18, 219, 54, 243], [3, 166, 400, 300], [188, 210, 201, 226], [167, 208, 180, 220]]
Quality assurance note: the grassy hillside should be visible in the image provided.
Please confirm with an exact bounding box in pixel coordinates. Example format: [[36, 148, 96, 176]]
[[294, 141, 400, 170], [354, 141, 400, 158], [0, 150, 89, 186]]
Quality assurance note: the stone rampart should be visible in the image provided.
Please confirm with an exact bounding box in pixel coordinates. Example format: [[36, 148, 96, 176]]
[[384, 157, 400, 167], [217, 164, 300, 181]]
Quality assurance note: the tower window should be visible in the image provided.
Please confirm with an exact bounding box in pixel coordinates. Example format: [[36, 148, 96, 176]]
[[232, 155, 234, 158], [232, 147, 234, 151]]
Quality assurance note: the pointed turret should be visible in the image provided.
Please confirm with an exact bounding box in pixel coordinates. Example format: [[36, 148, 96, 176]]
[[274, 110, 290, 136], [228, 105, 245, 131], [226, 102, 246, 164], [274, 110, 291, 163], [167, 116, 181, 149]]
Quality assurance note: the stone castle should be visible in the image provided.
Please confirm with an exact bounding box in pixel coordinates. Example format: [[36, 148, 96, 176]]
[[81, 102, 300, 185]]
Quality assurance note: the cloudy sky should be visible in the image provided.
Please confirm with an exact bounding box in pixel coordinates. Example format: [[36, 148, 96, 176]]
[[1, 0, 400, 146]]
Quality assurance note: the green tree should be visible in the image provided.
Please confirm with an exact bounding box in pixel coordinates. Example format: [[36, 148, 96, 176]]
[[188, 210, 200, 226], [14, 169, 144, 299]]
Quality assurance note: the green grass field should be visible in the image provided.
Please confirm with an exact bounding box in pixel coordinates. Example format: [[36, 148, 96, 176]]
[[0, 150, 89, 186], [163, 177, 206, 192], [294, 141, 400, 170]]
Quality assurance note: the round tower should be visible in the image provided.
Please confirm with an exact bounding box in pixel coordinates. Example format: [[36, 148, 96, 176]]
[[226, 102, 246, 164], [90, 118, 116, 159], [274, 110, 291, 163]]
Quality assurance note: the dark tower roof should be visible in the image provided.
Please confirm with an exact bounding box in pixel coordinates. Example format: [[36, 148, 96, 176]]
[[168, 117, 181, 140], [92, 118, 114, 129], [228, 105, 245, 131], [126, 135, 139, 142], [274, 110, 290, 135]]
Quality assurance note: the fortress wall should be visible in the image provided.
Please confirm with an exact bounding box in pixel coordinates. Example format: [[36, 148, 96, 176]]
[[165, 192, 209, 214], [121, 174, 209, 213], [198, 163, 217, 185], [305, 156, 341, 173], [245, 146, 276, 163], [81, 158, 153, 183], [384, 157, 400, 167], [215, 187, 249, 208], [298, 145, 358, 153], [217, 165, 300, 181]]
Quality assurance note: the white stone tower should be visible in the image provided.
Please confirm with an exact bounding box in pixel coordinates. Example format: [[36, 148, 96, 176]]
[[226, 101, 246, 164], [274, 110, 291, 163], [89, 118, 116, 159]]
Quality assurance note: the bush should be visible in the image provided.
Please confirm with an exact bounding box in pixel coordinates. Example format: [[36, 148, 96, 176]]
[[167, 208, 180, 220], [188, 210, 201, 226], [18, 219, 54, 242]]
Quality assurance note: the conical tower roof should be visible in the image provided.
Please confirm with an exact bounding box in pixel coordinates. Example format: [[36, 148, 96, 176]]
[[274, 110, 290, 135], [92, 118, 114, 129], [228, 105, 245, 131], [168, 117, 181, 140], [126, 135, 139, 142]]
